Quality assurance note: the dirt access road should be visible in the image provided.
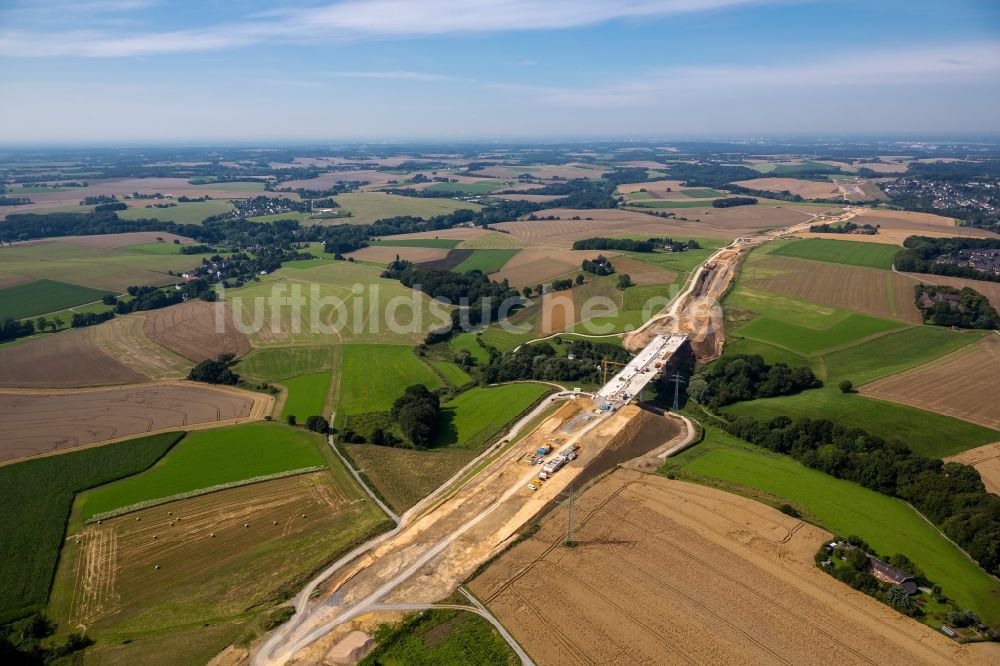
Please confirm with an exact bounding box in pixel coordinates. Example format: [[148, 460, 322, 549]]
[[250, 208, 846, 664], [623, 208, 855, 360], [253, 402, 690, 665]]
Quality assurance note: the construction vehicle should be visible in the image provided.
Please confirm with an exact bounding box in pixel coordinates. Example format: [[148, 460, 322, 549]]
[[536, 444, 551, 456]]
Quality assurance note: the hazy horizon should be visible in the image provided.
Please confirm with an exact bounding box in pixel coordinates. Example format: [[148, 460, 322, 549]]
[[1, 0, 998, 143]]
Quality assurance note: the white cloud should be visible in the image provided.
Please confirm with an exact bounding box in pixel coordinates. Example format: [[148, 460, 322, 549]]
[[328, 70, 449, 81], [0, 0, 779, 58]]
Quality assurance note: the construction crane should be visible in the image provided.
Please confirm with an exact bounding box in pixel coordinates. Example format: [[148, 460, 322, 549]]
[[600, 358, 628, 385]]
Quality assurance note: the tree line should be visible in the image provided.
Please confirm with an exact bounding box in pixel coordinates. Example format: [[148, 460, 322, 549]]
[[687, 354, 821, 409], [724, 415, 1000, 578], [894, 236, 1000, 283]]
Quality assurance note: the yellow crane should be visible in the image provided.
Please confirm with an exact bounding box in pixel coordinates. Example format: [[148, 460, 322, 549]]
[[601, 358, 628, 385]]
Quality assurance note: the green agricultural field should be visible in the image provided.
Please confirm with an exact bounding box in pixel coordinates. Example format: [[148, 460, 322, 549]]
[[452, 249, 520, 274], [280, 372, 332, 421], [622, 284, 674, 312], [191, 180, 265, 190], [224, 261, 447, 347], [620, 238, 722, 276], [722, 387, 998, 458], [770, 238, 899, 269], [665, 425, 1000, 626], [79, 423, 325, 520], [733, 312, 903, 355], [361, 606, 517, 666], [627, 199, 716, 209], [336, 344, 442, 416], [117, 200, 234, 225], [238, 346, 333, 381], [0, 432, 182, 623], [680, 187, 725, 198], [821, 326, 988, 385], [423, 180, 506, 194], [371, 238, 462, 248], [47, 434, 390, 662], [0, 278, 109, 320], [431, 360, 473, 386], [333, 192, 482, 225], [434, 384, 551, 450], [0, 241, 204, 292], [727, 286, 905, 355], [117, 241, 187, 255], [449, 332, 490, 364], [344, 444, 476, 513]]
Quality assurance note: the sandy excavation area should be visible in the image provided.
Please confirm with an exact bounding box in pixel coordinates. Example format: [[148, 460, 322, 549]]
[[0, 382, 270, 463], [471, 469, 990, 666], [861, 334, 1000, 430]]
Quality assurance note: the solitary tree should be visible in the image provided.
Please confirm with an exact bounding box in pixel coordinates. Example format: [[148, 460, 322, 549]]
[[575, 274, 585, 286], [522, 286, 532, 299], [839, 380, 854, 393], [286, 414, 297, 426], [885, 585, 915, 612]]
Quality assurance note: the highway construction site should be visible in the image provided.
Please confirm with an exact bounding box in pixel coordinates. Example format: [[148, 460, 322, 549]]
[[249, 213, 850, 666]]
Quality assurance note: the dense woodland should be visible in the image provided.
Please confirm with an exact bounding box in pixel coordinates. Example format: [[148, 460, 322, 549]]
[[724, 415, 1000, 578], [687, 354, 821, 409], [914, 284, 1000, 329], [481, 339, 631, 385], [895, 236, 1000, 282]]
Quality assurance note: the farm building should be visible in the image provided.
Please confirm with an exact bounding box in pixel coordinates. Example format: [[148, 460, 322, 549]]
[[868, 557, 918, 595]]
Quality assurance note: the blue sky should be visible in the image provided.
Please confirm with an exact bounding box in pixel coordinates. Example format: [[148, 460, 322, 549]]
[[0, 0, 998, 143]]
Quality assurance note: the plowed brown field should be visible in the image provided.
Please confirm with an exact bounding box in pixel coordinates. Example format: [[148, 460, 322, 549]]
[[142, 300, 251, 362], [861, 334, 1000, 430], [946, 442, 1000, 496], [733, 177, 841, 199], [491, 249, 619, 287], [471, 470, 989, 666], [0, 382, 268, 463], [611, 256, 678, 285], [745, 256, 922, 323], [0, 328, 146, 388]]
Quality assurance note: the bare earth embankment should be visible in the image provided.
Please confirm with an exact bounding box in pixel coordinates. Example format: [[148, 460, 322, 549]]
[[471, 469, 992, 666], [0, 382, 270, 463]]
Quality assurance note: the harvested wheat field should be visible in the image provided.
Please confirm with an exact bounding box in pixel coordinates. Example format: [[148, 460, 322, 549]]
[[373, 227, 488, 242], [345, 245, 450, 265], [745, 256, 922, 323], [62, 232, 193, 249], [848, 209, 998, 244], [539, 291, 575, 335], [491, 249, 619, 287], [494, 206, 816, 246], [456, 230, 523, 249], [142, 300, 251, 362], [0, 382, 268, 463], [898, 273, 1000, 312], [733, 177, 841, 199], [946, 442, 1000, 496], [60, 470, 357, 629], [0, 327, 147, 388], [861, 335, 1000, 430], [281, 170, 398, 190], [471, 469, 988, 666]]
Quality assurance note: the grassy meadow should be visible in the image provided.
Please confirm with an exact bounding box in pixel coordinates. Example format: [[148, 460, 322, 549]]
[[452, 249, 520, 274], [78, 423, 325, 520], [116, 200, 234, 225], [333, 192, 482, 225], [771, 238, 899, 269], [0, 278, 109, 319], [0, 432, 183, 623], [336, 344, 442, 416], [279, 371, 333, 420]]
